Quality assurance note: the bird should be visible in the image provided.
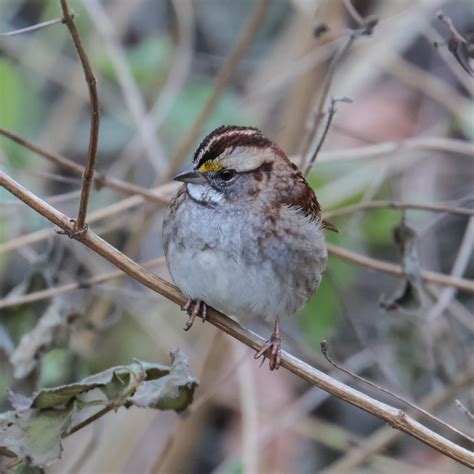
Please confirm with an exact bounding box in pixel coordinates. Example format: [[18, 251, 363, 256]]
[[162, 125, 336, 370]]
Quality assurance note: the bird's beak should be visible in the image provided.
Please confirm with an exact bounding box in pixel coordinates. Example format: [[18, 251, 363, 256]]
[[173, 170, 208, 185]]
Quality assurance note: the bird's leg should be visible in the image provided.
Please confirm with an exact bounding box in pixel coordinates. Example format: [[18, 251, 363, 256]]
[[254, 316, 282, 371], [182, 299, 207, 331]]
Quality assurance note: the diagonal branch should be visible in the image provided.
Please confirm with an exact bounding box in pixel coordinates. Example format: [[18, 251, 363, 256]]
[[1, 170, 473, 469], [59, 0, 100, 232]]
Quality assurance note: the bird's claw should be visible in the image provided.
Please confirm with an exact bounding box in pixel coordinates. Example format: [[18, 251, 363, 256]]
[[254, 327, 281, 371], [182, 299, 207, 331]]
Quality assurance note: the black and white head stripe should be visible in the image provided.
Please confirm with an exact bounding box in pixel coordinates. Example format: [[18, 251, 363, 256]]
[[193, 125, 273, 169]]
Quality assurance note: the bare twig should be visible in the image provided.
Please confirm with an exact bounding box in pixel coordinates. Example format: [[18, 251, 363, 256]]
[[323, 199, 474, 219], [1, 171, 473, 469], [320, 341, 473, 444], [299, 37, 352, 168], [0, 128, 168, 203], [167, 0, 272, 178], [300, 5, 377, 170], [322, 364, 474, 473], [303, 96, 352, 176], [343, 0, 365, 26], [0, 257, 165, 310], [82, 0, 167, 172], [59, 0, 100, 232], [315, 136, 474, 161], [0, 18, 63, 37], [327, 243, 474, 293], [0, 182, 178, 256], [427, 217, 474, 322], [455, 400, 474, 422], [437, 10, 467, 45]]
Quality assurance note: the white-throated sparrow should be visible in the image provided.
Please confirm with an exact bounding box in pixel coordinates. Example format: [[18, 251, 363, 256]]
[[163, 125, 336, 370]]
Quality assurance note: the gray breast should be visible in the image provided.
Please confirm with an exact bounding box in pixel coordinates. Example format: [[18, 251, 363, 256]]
[[163, 191, 327, 321]]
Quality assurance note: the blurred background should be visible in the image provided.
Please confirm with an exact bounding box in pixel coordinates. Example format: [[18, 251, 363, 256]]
[[0, 0, 473, 472]]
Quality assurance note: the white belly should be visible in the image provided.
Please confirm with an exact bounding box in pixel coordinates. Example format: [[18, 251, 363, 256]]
[[167, 242, 289, 320]]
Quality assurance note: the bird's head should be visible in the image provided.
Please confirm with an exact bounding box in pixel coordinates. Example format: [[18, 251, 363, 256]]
[[174, 125, 282, 205]]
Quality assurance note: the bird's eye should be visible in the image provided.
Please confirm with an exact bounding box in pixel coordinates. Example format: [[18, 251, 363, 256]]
[[219, 169, 236, 181]]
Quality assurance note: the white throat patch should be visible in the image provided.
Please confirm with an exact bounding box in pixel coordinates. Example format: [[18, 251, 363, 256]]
[[187, 183, 223, 204]]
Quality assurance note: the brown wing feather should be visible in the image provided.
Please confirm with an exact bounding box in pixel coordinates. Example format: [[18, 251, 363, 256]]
[[282, 168, 322, 222], [278, 157, 338, 232]]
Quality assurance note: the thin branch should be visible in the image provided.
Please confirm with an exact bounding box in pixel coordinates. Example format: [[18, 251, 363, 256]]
[[427, 217, 474, 322], [315, 136, 474, 161], [303, 97, 352, 176], [299, 37, 352, 168], [0, 128, 168, 203], [322, 364, 474, 473], [323, 199, 474, 219], [0, 18, 63, 37], [327, 242, 474, 293], [437, 10, 467, 45], [0, 182, 178, 256], [82, 0, 168, 172], [300, 6, 377, 170], [0, 257, 165, 310], [1, 171, 473, 469], [59, 0, 100, 232], [343, 0, 365, 26], [455, 400, 474, 422], [321, 341, 473, 444], [167, 0, 272, 178]]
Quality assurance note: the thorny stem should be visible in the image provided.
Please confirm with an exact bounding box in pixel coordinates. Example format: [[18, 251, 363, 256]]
[[1, 171, 473, 469], [59, 0, 100, 232]]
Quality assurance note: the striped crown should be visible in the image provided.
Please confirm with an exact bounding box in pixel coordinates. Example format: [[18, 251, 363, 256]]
[[193, 125, 273, 170]]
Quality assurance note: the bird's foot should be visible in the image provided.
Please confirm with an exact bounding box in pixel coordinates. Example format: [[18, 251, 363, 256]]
[[182, 299, 207, 331], [254, 318, 281, 371]]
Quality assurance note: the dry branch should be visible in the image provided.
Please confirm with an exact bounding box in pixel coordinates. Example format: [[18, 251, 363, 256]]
[[327, 243, 474, 293], [0, 257, 165, 310], [59, 0, 100, 231], [324, 199, 474, 219], [0, 17, 63, 37], [1, 170, 473, 469], [0, 128, 168, 203]]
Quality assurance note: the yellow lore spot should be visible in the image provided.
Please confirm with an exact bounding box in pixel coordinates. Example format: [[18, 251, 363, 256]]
[[198, 161, 224, 172]]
